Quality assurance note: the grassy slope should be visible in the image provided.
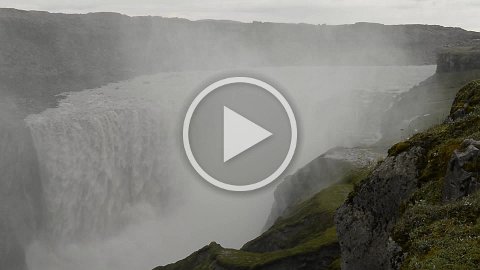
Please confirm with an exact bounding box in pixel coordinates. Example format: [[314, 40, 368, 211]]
[[387, 80, 480, 269]]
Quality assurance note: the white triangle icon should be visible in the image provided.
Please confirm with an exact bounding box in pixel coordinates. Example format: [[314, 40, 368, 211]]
[[223, 106, 272, 162]]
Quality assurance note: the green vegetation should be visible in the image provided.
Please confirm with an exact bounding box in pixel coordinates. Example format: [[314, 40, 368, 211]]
[[394, 192, 480, 270], [340, 166, 374, 186], [388, 141, 411, 156], [157, 227, 337, 270], [389, 80, 480, 269], [245, 184, 352, 250], [328, 258, 342, 270], [216, 227, 338, 269], [450, 80, 480, 116]]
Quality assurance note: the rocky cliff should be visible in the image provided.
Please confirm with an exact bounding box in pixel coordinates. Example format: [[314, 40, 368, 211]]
[[437, 46, 480, 73], [336, 80, 480, 269]]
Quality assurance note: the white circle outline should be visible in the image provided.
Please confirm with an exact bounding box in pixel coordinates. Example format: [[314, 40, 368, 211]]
[[183, 77, 297, 192]]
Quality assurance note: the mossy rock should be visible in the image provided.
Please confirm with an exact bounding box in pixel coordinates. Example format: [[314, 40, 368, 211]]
[[450, 80, 480, 119], [388, 141, 411, 156], [388, 80, 480, 269]]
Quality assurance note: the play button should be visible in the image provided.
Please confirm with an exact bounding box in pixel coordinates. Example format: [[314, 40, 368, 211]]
[[183, 77, 297, 191], [223, 106, 272, 162]]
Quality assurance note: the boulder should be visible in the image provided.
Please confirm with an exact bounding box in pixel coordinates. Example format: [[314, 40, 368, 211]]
[[443, 139, 480, 201], [335, 146, 425, 270]]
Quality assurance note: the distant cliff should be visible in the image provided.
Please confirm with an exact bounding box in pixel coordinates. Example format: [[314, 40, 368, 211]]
[[1, 8, 480, 111], [378, 43, 480, 146], [437, 46, 480, 73]]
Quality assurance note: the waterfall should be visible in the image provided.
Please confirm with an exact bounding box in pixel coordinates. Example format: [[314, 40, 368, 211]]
[[0, 100, 41, 270], [25, 91, 179, 243]]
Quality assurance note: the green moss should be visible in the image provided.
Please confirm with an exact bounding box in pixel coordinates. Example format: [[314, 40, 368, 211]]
[[407, 179, 444, 205], [450, 80, 480, 116], [340, 166, 374, 185], [344, 166, 376, 203], [394, 193, 480, 270], [245, 184, 353, 250], [216, 227, 338, 269], [388, 141, 411, 156], [155, 242, 223, 270], [328, 258, 342, 270], [158, 227, 338, 270], [390, 80, 480, 269]]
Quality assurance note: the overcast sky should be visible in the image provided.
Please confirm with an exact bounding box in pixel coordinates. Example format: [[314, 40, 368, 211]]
[[3, 0, 480, 31]]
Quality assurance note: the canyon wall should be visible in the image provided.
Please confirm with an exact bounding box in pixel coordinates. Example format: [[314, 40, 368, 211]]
[[1, 8, 480, 111]]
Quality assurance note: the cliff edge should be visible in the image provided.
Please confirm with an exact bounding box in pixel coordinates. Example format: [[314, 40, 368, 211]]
[[336, 80, 480, 269], [437, 46, 480, 73]]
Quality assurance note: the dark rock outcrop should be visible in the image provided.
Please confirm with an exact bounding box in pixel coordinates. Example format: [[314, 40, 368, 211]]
[[443, 139, 480, 201], [335, 147, 425, 270]]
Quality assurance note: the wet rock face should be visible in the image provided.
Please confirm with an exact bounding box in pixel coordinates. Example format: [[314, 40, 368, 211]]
[[335, 147, 425, 270], [444, 139, 480, 201]]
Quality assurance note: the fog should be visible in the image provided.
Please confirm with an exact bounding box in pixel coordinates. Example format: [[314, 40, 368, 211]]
[[0, 9, 448, 270]]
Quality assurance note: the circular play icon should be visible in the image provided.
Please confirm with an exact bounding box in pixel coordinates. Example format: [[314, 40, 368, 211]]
[[183, 77, 297, 191]]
